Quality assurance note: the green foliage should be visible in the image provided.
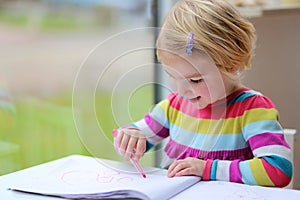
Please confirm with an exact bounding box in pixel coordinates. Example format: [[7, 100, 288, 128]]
[[39, 14, 80, 31], [0, 10, 84, 31], [0, 11, 29, 27], [0, 87, 155, 175]]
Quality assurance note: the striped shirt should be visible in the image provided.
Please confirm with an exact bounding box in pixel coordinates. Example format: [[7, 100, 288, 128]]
[[132, 88, 292, 187]]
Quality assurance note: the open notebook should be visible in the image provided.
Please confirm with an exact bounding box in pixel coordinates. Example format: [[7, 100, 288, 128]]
[[8, 155, 200, 199]]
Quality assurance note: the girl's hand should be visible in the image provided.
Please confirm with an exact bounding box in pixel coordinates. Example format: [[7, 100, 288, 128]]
[[116, 128, 146, 161], [167, 157, 206, 178]]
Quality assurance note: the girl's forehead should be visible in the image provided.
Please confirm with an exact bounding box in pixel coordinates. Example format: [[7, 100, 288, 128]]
[[159, 51, 216, 75], [164, 66, 202, 79], [164, 64, 207, 81]]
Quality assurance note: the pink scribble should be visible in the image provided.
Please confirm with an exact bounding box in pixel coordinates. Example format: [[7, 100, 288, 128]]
[[61, 170, 99, 185], [102, 169, 120, 177], [224, 189, 267, 200], [60, 169, 135, 186], [97, 176, 114, 183], [117, 177, 134, 183]]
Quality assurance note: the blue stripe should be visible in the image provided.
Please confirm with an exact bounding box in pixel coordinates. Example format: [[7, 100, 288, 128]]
[[149, 105, 170, 129], [169, 124, 247, 151], [211, 160, 218, 180], [227, 90, 258, 104], [263, 156, 293, 178], [129, 123, 139, 128], [239, 161, 257, 185], [145, 140, 154, 152], [243, 120, 283, 141]]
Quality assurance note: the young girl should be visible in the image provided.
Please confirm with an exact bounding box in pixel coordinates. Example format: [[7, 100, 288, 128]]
[[114, 0, 292, 187]]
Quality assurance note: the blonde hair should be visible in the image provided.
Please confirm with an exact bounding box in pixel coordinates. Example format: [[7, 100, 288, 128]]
[[156, 0, 257, 73]]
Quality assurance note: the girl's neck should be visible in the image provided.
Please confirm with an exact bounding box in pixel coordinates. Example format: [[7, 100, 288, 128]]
[[206, 83, 245, 109], [226, 83, 244, 97]]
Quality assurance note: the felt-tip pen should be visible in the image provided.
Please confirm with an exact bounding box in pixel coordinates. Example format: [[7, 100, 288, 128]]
[[112, 129, 147, 178]]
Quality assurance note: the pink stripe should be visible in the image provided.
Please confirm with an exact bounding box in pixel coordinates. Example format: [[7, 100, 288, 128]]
[[248, 132, 290, 150], [203, 159, 213, 181], [144, 114, 169, 138], [168, 93, 218, 119], [164, 139, 253, 160], [167, 89, 276, 120], [230, 160, 243, 183], [225, 99, 275, 118], [167, 93, 199, 117], [261, 158, 290, 187]]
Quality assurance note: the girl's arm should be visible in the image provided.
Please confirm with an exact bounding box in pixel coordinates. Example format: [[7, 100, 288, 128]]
[[113, 97, 171, 159], [205, 97, 293, 187], [206, 152, 292, 187]]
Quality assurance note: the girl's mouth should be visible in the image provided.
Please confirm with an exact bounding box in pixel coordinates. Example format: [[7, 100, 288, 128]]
[[189, 96, 201, 103]]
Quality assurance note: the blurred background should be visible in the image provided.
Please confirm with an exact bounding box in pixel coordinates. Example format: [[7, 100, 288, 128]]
[[1, 0, 300, 189], [0, 0, 155, 175]]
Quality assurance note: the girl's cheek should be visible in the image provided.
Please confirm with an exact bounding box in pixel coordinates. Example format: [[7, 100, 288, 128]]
[[193, 84, 208, 94], [171, 79, 178, 91]]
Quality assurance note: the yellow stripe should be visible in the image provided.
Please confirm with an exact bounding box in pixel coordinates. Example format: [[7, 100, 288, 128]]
[[243, 108, 278, 125], [249, 157, 274, 186], [160, 106, 278, 134], [167, 106, 241, 134], [158, 99, 170, 110]]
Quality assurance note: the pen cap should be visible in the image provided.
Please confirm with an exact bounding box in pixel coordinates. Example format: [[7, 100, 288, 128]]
[[112, 129, 120, 154]]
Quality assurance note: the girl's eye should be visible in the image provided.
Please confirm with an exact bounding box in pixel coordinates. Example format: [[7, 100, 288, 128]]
[[190, 78, 203, 83]]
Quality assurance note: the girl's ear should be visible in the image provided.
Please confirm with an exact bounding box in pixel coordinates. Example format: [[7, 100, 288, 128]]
[[226, 66, 239, 73]]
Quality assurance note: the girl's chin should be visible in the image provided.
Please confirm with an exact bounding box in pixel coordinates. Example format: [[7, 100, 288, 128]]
[[192, 103, 208, 109], [188, 97, 210, 109], [190, 100, 209, 109]]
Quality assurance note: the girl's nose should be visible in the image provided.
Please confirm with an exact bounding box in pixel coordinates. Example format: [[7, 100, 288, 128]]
[[176, 80, 192, 96]]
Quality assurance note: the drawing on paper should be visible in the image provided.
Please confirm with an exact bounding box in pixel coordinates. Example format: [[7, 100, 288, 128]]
[[224, 187, 267, 200], [61, 168, 135, 186]]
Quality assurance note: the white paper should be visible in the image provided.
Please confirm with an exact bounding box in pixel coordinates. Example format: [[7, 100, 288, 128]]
[[9, 155, 200, 199], [171, 180, 300, 200]]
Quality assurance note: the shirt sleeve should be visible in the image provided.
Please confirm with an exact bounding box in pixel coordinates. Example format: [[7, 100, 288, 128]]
[[129, 94, 176, 151], [209, 95, 293, 187]]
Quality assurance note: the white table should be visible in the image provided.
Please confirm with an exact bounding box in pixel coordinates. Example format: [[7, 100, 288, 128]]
[[1, 154, 300, 200], [0, 155, 167, 200]]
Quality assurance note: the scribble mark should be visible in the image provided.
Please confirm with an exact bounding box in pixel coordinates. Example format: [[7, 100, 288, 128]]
[[60, 169, 135, 186]]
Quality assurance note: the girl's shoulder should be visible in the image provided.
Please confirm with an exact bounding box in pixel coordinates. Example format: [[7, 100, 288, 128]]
[[164, 92, 185, 105], [228, 87, 277, 109]]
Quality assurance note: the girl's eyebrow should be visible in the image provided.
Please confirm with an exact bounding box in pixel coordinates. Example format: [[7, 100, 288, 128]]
[[164, 70, 202, 79], [184, 73, 202, 78]]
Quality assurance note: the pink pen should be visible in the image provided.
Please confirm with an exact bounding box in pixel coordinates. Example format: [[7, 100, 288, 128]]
[[112, 129, 146, 178]]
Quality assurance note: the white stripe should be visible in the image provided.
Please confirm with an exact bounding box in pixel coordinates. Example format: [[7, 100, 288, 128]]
[[253, 145, 292, 161], [134, 119, 164, 145], [216, 160, 231, 181], [249, 90, 263, 96], [160, 153, 176, 169]]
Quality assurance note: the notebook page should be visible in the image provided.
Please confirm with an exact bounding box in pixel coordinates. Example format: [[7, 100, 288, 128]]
[[9, 155, 200, 199]]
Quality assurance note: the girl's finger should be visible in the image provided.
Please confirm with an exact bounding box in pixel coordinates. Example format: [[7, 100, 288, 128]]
[[134, 137, 146, 160], [116, 130, 124, 150], [174, 168, 192, 177], [124, 136, 138, 161], [118, 132, 130, 156], [167, 161, 178, 175], [168, 160, 186, 177]]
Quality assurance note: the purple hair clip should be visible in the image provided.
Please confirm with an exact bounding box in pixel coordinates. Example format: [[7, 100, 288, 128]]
[[185, 32, 194, 55]]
